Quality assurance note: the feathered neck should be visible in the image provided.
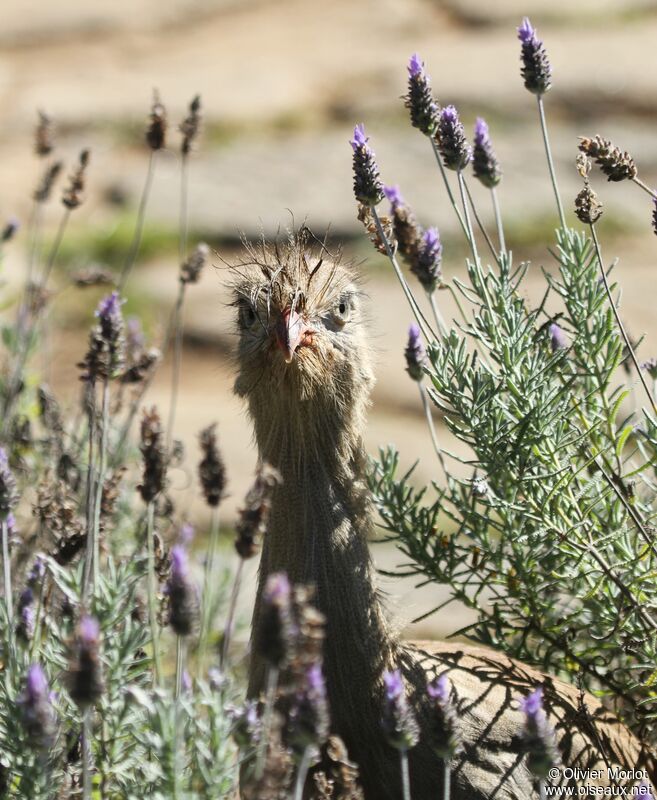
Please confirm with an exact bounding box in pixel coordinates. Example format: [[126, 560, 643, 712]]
[[248, 395, 397, 722]]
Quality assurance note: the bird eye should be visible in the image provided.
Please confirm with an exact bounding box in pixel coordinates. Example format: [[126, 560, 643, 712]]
[[333, 297, 352, 324], [238, 300, 257, 328]]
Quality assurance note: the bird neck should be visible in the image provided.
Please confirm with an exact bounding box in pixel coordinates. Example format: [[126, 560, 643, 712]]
[[250, 414, 397, 707]]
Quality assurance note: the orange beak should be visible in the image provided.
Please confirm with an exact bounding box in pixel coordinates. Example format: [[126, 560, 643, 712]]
[[274, 307, 309, 363]]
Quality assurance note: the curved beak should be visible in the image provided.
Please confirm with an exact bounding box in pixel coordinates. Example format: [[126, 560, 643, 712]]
[[274, 307, 309, 363]]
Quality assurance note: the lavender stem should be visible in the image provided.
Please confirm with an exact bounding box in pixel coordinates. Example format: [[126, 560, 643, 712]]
[[118, 150, 156, 292], [400, 749, 412, 800], [82, 708, 92, 800], [255, 665, 279, 779], [220, 556, 244, 669], [491, 186, 506, 256], [443, 760, 451, 800], [293, 747, 313, 800], [146, 500, 162, 684], [418, 384, 448, 480], [537, 96, 566, 230]]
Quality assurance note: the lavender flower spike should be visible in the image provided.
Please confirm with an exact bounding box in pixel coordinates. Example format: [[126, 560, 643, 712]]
[[383, 185, 405, 211], [405, 323, 427, 382], [350, 124, 384, 207], [427, 672, 462, 759], [20, 663, 57, 751], [68, 615, 104, 708], [167, 544, 198, 637], [405, 54, 439, 136], [412, 227, 443, 293], [472, 117, 502, 189], [437, 106, 470, 171], [517, 17, 552, 95], [258, 571, 294, 668], [519, 687, 559, 778], [381, 668, 419, 751], [287, 663, 330, 753], [0, 447, 18, 519]]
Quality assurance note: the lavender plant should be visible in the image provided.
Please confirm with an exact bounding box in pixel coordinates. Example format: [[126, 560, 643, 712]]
[[361, 20, 657, 750]]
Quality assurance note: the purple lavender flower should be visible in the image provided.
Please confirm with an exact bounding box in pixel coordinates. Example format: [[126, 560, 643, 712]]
[[549, 323, 568, 352], [167, 544, 198, 637], [16, 587, 35, 641], [259, 572, 294, 667], [20, 664, 57, 750], [350, 124, 384, 207], [383, 185, 405, 211], [519, 687, 559, 778], [0, 447, 18, 520], [405, 323, 427, 382], [1, 216, 20, 243], [381, 668, 419, 751], [27, 556, 45, 588], [68, 615, 104, 708], [80, 291, 126, 381], [405, 54, 439, 136], [412, 227, 443, 292], [427, 672, 462, 759], [472, 117, 502, 189], [517, 17, 552, 95], [437, 106, 471, 171], [286, 663, 330, 754]]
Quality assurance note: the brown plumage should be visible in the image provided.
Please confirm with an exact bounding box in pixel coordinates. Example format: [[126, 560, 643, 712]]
[[230, 230, 656, 799]]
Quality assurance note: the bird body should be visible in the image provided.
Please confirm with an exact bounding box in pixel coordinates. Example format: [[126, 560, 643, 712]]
[[231, 232, 656, 799]]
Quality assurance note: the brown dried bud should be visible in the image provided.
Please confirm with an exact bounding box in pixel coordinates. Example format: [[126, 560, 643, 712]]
[[234, 463, 282, 559], [180, 242, 209, 285], [198, 423, 226, 507], [575, 153, 591, 180], [357, 204, 392, 256], [180, 94, 202, 155], [71, 265, 115, 288], [34, 161, 63, 203], [578, 136, 637, 182], [138, 407, 167, 503], [62, 149, 90, 209], [120, 348, 161, 384], [35, 111, 54, 157], [574, 184, 603, 225], [146, 90, 167, 151]]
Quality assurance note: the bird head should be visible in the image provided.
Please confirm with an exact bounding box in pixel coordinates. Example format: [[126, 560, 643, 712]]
[[230, 229, 374, 461]]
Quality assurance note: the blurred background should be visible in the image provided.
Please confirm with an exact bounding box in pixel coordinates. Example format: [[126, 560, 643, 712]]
[[1, 0, 656, 638]]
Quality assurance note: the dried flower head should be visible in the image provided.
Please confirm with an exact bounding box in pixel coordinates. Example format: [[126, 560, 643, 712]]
[[138, 407, 167, 503], [405, 323, 427, 382], [436, 106, 471, 171], [68, 616, 104, 708], [234, 462, 282, 558], [146, 90, 167, 151], [34, 477, 85, 564], [574, 184, 603, 225], [71, 265, 115, 288], [315, 736, 364, 800], [1, 217, 20, 243], [357, 203, 393, 255], [34, 161, 63, 203], [78, 291, 126, 382], [578, 136, 637, 182], [411, 227, 442, 293], [350, 124, 384, 207], [120, 348, 161, 384], [426, 673, 462, 759], [517, 17, 552, 95], [198, 423, 227, 507], [0, 448, 18, 520], [381, 669, 419, 751], [166, 544, 198, 637], [180, 242, 209, 284], [576, 153, 591, 179], [286, 663, 330, 755], [62, 149, 90, 209], [519, 688, 560, 778], [19, 664, 57, 751], [290, 585, 326, 673], [180, 94, 202, 155], [35, 111, 54, 157], [383, 185, 422, 266], [472, 117, 502, 189], [404, 53, 439, 137]]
